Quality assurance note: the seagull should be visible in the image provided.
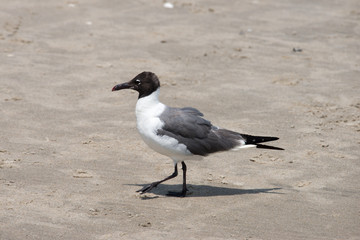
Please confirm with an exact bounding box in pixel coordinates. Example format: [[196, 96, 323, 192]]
[[112, 72, 283, 197]]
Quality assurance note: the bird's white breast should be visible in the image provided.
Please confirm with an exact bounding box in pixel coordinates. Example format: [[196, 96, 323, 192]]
[[135, 89, 197, 162]]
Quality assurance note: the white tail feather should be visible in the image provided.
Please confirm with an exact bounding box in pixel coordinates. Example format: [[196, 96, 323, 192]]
[[231, 144, 257, 151], [239, 144, 257, 149]]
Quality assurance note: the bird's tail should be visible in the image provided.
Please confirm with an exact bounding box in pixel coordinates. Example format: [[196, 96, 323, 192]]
[[239, 134, 284, 150]]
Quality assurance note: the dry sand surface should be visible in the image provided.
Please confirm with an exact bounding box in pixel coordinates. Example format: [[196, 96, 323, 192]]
[[1, 0, 360, 239]]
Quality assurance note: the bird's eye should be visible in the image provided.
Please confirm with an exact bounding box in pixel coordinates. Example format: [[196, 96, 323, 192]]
[[135, 79, 141, 85]]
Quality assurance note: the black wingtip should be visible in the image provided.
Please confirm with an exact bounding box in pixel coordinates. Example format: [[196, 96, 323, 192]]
[[256, 144, 284, 150], [242, 134, 280, 144]]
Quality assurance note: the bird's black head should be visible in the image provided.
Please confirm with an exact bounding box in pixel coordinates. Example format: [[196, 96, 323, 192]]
[[112, 72, 160, 99]]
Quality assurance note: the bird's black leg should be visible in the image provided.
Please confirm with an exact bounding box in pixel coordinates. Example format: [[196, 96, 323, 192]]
[[137, 164, 178, 194], [167, 161, 188, 197]]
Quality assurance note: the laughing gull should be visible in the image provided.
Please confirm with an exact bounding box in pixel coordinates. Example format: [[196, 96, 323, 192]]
[[112, 72, 283, 197]]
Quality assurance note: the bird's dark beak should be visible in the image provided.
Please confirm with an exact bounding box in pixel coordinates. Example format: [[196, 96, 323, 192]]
[[112, 82, 132, 91]]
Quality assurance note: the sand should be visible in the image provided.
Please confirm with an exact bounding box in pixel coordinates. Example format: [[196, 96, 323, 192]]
[[1, 0, 359, 239]]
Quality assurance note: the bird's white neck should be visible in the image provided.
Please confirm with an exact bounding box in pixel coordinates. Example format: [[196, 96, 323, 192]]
[[135, 88, 165, 119]]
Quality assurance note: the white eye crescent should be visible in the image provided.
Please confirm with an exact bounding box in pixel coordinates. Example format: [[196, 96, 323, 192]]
[[135, 79, 141, 85]]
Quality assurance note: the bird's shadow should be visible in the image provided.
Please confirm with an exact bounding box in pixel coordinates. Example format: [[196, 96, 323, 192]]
[[127, 183, 283, 199]]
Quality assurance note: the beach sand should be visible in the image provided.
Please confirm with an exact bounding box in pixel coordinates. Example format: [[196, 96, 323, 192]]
[[1, 1, 359, 239]]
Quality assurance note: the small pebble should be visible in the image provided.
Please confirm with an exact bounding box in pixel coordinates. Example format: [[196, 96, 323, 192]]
[[139, 222, 152, 227], [221, 180, 228, 184], [73, 169, 93, 178], [163, 2, 174, 8]]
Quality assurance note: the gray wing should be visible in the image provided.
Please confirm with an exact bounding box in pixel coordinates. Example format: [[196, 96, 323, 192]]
[[157, 107, 241, 156], [158, 107, 213, 139]]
